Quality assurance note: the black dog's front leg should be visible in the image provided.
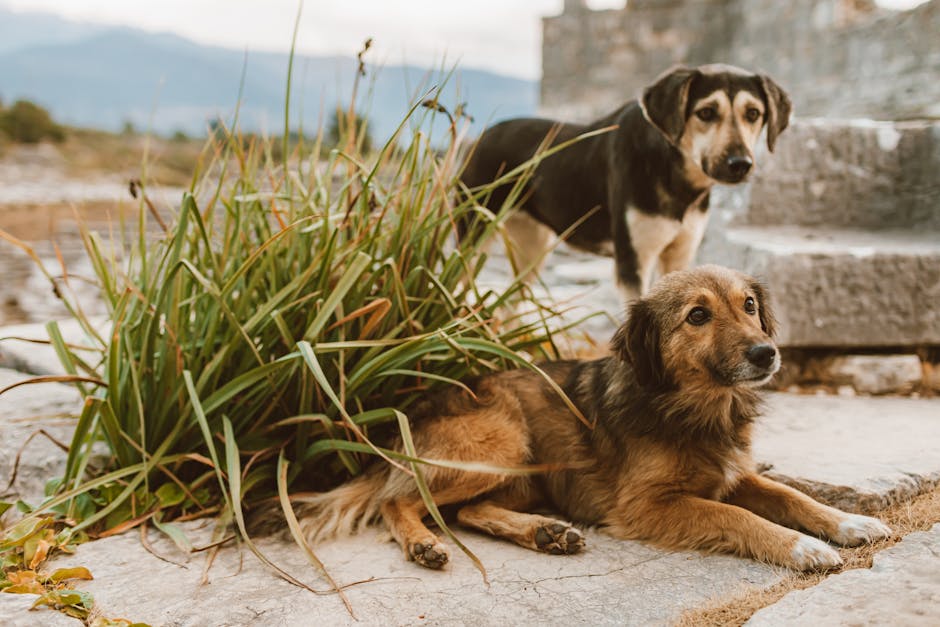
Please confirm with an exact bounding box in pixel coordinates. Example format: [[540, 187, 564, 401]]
[[611, 205, 642, 303]]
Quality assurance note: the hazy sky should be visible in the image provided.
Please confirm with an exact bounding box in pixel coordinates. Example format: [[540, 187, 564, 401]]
[[0, 0, 926, 79]]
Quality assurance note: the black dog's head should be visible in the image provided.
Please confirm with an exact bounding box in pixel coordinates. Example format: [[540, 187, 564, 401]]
[[640, 64, 791, 185]]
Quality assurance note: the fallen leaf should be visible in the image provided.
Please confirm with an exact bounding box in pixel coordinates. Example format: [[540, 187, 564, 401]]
[[48, 567, 94, 583]]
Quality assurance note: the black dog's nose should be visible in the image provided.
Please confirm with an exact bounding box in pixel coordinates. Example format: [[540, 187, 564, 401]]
[[746, 344, 777, 369], [726, 155, 753, 177]]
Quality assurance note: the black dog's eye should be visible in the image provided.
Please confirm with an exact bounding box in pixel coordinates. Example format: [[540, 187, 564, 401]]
[[695, 107, 717, 122], [744, 296, 757, 314], [745, 108, 762, 123], [686, 307, 711, 325]]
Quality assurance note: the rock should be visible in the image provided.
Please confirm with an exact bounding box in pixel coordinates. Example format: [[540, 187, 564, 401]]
[[804, 354, 924, 395], [699, 222, 940, 348], [745, 120, 940, 232], [0, 593, 82, 627], [47, 520, 783, 627], [694, 118, 940, 349], [0, 368, 83, 506], [747, 523, 940, 626], [754, 392, 940, 513]]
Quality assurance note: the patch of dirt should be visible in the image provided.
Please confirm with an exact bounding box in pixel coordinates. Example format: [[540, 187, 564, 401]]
[[674, 483, 940, 627]]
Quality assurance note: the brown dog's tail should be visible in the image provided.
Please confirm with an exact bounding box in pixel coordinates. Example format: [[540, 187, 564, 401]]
[[293, 472, 387, 542], [247, 471, 387, 541]]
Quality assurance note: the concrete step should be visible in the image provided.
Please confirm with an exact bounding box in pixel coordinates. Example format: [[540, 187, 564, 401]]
[[700, 224, 940, 347], [744, 119, 940, 231]]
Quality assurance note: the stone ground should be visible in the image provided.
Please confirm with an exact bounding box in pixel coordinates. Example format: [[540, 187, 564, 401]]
[[1, 351, 939, 625]]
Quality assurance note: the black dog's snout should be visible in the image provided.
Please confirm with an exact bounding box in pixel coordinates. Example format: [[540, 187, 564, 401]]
[[746, 344, 777, 369], [726, 155, 753, 177]]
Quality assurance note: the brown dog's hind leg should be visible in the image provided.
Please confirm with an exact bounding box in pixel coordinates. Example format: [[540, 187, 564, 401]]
[[380, 472, 524, 569], [380, 498, 450, 569], [378, 383, 534, 569], [726, 474, 892, 547], [457, 500, 585, 555]]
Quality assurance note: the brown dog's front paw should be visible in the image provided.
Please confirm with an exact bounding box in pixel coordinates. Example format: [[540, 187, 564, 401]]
[[410, 541, 449, 569], [788, 534, 842, 571], [535, 522, 585, 555], [830, 514, 893, 547]]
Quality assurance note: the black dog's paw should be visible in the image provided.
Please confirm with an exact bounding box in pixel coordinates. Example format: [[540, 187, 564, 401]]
[[410, 540, 449, 569], [535, 522, 585, 555]]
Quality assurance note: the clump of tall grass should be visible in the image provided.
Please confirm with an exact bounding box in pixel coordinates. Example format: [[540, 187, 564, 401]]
[[0, 42, 597, 603]]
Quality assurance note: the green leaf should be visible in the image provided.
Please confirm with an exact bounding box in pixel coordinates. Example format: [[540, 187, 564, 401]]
[[154, 483, 186, 508], [151, 516, 193, 554]]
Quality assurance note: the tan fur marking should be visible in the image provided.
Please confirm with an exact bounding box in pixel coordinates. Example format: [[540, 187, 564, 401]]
[[733, 91, 766, 150], [658, 206, 709, 276], [625, 207, 681, 294]]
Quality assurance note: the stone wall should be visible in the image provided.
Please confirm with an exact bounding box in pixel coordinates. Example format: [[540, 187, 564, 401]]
[[541, 0, 940, 122]]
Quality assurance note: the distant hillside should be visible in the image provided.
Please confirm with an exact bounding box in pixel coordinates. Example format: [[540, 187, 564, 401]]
[[0, 8, 537, 140]]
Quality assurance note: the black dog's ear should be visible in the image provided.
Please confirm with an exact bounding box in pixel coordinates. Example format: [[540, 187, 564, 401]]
[[641, 66, 698, 145], [759, 74, 792, 152], [612, 300, 664, 388], [750, 280, 778, 338]]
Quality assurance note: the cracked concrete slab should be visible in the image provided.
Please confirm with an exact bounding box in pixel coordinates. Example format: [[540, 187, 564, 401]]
[[754, 393, 940, 514], [747, 523, 940, 626], [0, 592, 82, 627], [0, 368, 82, 506], [3, 357, 939, 625], [46, 521, 783, 626]]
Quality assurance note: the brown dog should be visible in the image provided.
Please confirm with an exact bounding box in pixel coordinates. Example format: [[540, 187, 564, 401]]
[[292, 265, 890, 570]]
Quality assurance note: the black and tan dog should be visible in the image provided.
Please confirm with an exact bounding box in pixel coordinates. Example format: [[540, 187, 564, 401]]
[[459, 64, 791, 301], [291, 266, 890, 571]]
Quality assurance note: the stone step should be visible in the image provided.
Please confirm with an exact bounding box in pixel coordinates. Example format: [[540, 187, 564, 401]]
[[700, 224, 940, 347], [741, 118, 940, 231]]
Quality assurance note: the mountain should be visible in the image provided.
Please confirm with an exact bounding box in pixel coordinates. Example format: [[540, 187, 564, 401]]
[[0, 8, 538, 140], [0, 8, 107, 54]]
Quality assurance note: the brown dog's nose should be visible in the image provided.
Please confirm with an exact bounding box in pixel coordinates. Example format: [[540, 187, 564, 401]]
[[726, 155, 753, 178], [746, 344, 777, 369]]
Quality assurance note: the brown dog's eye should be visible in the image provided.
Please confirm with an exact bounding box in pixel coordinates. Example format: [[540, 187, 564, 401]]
[[745, 108, 762, 123], [744, 296, 757, 314], [695, 108, 717, 122], [686, 307, 711, 326]]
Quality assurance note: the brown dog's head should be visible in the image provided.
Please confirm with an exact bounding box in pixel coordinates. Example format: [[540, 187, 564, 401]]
[[611, 265, 779, 390], [641, 64, 791, 185]]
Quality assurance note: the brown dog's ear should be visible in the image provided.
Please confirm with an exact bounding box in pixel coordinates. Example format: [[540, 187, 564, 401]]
[[612, 300, 665, 388], [750, 280, 778, 338], [641, 66, 698, 145], [759, 74, 791, 152]]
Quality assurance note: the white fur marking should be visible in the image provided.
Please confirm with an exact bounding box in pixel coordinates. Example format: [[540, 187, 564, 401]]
[[625, 208, 682, 294], [791, 535, 842, 570], [835, 514, 893, 546]]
